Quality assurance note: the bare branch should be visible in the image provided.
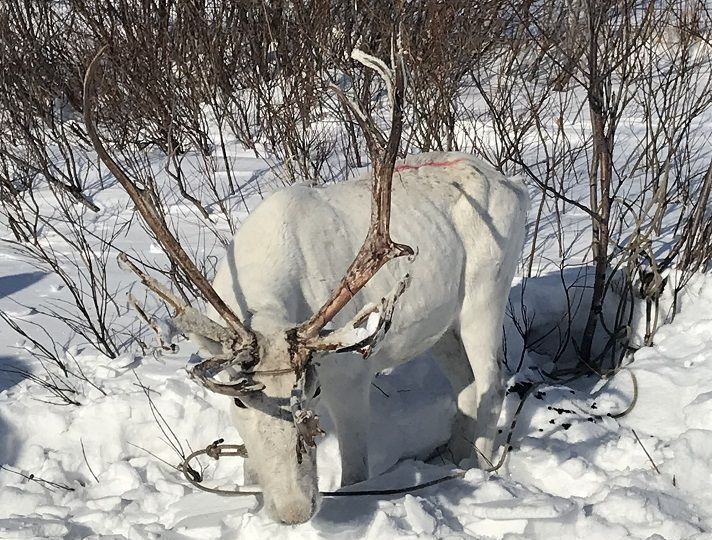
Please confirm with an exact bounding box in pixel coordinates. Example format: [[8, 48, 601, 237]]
[[352, 49, 395, 105]]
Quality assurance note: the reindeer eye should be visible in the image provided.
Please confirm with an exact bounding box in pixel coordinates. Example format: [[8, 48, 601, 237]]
[[312, 386, 321, 399], [234, 398, 247, 409]]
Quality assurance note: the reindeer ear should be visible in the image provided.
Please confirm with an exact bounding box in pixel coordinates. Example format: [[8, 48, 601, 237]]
[[307, 274, 410, 358]]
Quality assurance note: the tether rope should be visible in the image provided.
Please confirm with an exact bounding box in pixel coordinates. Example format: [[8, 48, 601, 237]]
[[180, 369, 638, 497], [181, 439, 468, 497]]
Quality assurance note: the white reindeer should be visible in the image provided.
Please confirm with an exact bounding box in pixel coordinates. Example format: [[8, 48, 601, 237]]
[[208, 152, 528, 517], [84, 45, 528, 525]]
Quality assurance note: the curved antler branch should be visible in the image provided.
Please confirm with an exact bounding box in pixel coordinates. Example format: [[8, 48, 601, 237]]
[[83, 45, 256, 352]]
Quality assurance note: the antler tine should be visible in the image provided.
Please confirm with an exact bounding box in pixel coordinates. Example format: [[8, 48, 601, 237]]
[[83, 46, 257, 353], [118, 253, 240, 353], [305, 273, 411, 357], [329, 82, 386, 153], [297, 23, 412, 346]]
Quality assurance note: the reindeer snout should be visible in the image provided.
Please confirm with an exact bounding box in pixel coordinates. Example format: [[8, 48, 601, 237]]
[[272, 495, 318, 525]]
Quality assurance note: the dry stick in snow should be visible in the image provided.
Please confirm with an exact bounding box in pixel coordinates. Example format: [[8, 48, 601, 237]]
[[80, 438, 100, 483], [132, 373, 205, 481], [608, 369, 639, 419], [0, 465, 75, 492], [632, 428, 661, 475]]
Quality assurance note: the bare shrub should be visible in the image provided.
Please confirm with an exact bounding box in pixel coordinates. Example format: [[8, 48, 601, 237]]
[[472, 0, 712, 371], [1, 0, 711, 390]]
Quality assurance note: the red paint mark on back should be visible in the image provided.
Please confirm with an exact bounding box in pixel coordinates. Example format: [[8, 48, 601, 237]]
[[394, 158, 464, 173]]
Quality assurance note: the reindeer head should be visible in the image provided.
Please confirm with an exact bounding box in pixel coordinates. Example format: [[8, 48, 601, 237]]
[[187, 281, 408, 523], [211, 322, 322, 525], [84, 30, 409, 524]]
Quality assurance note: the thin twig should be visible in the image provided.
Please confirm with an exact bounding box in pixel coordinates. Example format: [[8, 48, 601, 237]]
[[128, 442, 182, 472], [631, 429, 661, 475], [80, 438, 99, 483], [371, 381, 390, 398], [0, 465, 75, 492], [133, 372, 188, 464]]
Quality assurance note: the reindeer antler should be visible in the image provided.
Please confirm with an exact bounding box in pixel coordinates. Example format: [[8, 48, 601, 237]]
[[293, 25, 413, 369], [83, 46, 256, 354]]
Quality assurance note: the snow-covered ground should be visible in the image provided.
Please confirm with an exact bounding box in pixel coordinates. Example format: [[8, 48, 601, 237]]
[[1, 142, 712, 540]]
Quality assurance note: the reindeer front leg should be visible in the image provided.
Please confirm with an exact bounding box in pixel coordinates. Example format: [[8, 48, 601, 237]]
[[319, 360, 372, 485]]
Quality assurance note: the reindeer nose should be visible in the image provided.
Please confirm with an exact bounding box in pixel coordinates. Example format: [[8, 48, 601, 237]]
[[272, 493, 319, 525], [275, 501, 316, 525]]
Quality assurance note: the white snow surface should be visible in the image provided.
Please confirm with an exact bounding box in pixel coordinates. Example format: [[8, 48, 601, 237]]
[[0, 148, 711, 539]]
